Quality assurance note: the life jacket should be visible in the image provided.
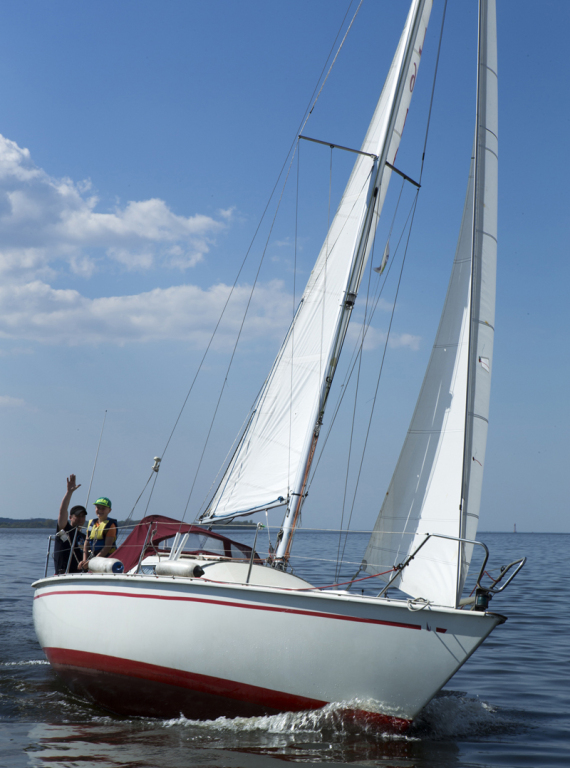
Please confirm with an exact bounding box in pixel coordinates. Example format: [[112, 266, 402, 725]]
[[86, 517, 118, 556]]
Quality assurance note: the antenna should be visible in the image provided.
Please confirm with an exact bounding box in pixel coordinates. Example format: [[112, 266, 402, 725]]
[[85, 410, 107, 508]]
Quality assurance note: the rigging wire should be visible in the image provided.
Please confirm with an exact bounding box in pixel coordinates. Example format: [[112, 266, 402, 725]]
[[334, 301, 366, 581], [329, 0, 450, 573], [196, 408, 257, 518], [335, 0, 450, 566], [84, 409, 107, 509], [337, 191, 421, 571], [333, 178, 406, 579], [334, 238, 375, 579], [308, 185, 414, 488], [181, 148, 300, 523], [198, 151, 376, 531], [141, 471, 160, 519], [304, 0, 364, 126], [318, 146, 335, 432], [160, 0, 361, 465], [419, 0, 448, 185], [127, 0, 363, 526], [125, 470, 156, 523], [287, 144, 301, 503]]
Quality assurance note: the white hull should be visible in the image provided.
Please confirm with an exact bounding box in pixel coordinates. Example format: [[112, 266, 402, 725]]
[[33, 566, 504, 729]]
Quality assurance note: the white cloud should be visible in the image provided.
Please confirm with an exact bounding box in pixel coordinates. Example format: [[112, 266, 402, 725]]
[[0, 134, 227, 278], [389, 332, 421, 350], [0, 279, 292, 348], [0, 134, 421, 353], [0, 395, 25, 407], [347, 323, 420, 351], [0, 276, 422, 352]]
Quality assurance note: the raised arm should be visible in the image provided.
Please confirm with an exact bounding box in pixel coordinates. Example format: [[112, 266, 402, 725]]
[[57, 474, 81, 531]]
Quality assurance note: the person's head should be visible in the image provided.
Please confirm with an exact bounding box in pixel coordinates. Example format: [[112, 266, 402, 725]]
[[69, 505, 87, 527], [93, 497, 112, 522]]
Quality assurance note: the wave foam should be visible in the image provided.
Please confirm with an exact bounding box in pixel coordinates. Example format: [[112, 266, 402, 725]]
[[165, 699, 410, 740], [162, 692, 516, 741]]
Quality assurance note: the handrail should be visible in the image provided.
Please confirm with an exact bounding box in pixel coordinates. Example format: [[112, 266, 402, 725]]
[[44, 536, 54, 578], [45, 526, 84, 577], [485, 556, 527, 594], [377, 532, 490, 600], [376, 532, 525, 608]]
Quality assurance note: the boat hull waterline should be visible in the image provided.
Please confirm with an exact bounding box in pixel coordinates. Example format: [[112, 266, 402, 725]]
[[33, 572, 504, 728]]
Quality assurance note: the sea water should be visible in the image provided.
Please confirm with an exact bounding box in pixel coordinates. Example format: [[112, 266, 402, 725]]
[[1, 529, 568, 767]]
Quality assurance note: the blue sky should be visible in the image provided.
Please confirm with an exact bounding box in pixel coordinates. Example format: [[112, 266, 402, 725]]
[[0, 1, 568, 534]]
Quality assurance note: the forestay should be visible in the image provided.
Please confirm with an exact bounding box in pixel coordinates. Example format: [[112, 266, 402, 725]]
[[202, 0, 433, 523], [362, 0, 498, 608]]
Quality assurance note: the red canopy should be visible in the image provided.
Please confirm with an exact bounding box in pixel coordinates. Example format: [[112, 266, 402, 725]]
[[113, 515, 257, 573]]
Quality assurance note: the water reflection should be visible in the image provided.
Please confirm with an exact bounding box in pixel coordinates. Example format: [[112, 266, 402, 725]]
[[26, 716, 460, 768], [24, 690, 518, 768]]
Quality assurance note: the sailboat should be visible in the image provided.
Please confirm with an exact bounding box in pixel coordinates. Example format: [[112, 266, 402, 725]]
[[32, 0, 525, 730]]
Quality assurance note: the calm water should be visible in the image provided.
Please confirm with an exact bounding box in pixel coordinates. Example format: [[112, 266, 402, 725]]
[[1, 529, 568, 767]]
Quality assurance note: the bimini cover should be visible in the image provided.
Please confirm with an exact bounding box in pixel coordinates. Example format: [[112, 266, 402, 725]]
[[113, 515, 256, 573]]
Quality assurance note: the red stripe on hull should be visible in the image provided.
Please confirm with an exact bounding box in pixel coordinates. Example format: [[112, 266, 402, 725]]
[[35, 588, 422, 631], [44, 647, 410, 732]]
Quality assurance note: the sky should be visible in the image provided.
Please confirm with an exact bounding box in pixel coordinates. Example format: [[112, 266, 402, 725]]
[[0, 0, 568, 535]]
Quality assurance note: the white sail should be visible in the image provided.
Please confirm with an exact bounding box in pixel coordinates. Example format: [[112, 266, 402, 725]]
[[202, 0, 432, 522], [363, 0, 497, 608]]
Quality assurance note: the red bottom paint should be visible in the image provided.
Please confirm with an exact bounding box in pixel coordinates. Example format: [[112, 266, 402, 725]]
[[44, 647, 410, 732]]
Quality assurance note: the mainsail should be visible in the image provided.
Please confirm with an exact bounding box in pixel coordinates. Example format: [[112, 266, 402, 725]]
[[202, 0, 433, 529], [363, 0, 498, 608]]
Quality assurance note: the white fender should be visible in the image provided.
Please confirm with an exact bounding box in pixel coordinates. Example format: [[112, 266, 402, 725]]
[[88, 558, 124, 574], [155, 560, 205, 578]]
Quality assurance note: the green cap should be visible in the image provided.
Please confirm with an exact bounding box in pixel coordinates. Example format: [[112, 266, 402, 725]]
[[94, 497, 112, 509]]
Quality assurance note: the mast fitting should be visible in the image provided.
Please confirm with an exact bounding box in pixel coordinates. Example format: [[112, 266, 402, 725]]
[[385, 161, 421, 188], [344, 292, 357, 307], [299, 134, 378, 160]]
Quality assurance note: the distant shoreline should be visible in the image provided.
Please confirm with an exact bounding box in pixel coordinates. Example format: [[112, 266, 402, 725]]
[[0, 517, 257, 530], [0, 518, 56, 529], [0, 519, 565, 534]]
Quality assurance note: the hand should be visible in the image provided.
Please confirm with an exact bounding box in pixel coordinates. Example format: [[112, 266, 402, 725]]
[[67, 474, 81, 494]]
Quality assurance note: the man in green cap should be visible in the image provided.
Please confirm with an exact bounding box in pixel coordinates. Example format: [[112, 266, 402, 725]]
[[79, 496, 118, 569]]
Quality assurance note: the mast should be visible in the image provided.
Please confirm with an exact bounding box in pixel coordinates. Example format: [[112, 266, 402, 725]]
[[457, 0, 498, 603], [275, 0, 431, 563]]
